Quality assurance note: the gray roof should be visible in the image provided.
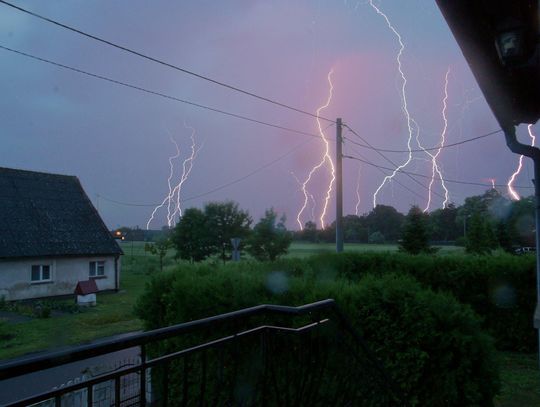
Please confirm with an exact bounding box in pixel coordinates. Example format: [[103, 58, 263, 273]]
[[0, 167, 122, 259]]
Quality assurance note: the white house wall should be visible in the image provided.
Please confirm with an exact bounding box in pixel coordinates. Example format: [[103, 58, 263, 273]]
[[0, 256, 118, 301]]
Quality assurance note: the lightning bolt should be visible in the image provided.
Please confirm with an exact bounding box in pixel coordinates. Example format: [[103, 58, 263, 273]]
[[355, 166, 362, 216], [508, 124, 536, 200], [146, 124, 201, 230], [168, 122, 202, 224], [422, 68, 451, 212], [291, 171, 317, 225], [296, 68, 336, 230], [369, 1, 416, 208], [146, 137, 181, 230]]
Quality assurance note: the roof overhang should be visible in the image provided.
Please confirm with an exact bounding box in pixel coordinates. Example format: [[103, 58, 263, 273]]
[[435, 0, 540, 127]]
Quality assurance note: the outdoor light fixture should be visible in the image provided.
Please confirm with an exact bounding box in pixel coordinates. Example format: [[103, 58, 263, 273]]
[[435, 0, 540, 126], [494, 14, 538, 68], [495, 28, 526, 65]]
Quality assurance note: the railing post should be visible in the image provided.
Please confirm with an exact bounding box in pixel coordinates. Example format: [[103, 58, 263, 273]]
[[183, 355, 189, 407], [140, 344, 147, 406], [200, 350, 207, 405], [114, 376, 121, 407], [163, 361, 169, 407], [87, 384, 93, 407], [261, 328, 268, 407]]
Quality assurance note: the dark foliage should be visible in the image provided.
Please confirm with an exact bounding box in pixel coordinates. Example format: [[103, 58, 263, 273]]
[[245, 209, 292, 261], [136, 263, 499, 406], [309, 252, 537, 351], [172, 201, 251, 262], [400, 206, 436, 255]]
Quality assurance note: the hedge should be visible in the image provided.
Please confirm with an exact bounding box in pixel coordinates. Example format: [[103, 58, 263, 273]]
[[136, 263, 499, 406], [302, 252, 536, 351]]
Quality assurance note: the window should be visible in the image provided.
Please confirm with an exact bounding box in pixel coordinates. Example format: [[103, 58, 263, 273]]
[[89, 261, 105, 277], [31, 265, 51, 282]]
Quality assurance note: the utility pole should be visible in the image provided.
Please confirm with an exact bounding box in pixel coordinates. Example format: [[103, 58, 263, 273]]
[[336, 118, 344, 253]]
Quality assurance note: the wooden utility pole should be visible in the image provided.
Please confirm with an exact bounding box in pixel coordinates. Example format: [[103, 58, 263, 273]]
[[336, 118, 344, 253]]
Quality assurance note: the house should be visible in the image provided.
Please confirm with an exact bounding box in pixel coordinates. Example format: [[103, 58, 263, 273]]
[[0, 167, 123, 301]]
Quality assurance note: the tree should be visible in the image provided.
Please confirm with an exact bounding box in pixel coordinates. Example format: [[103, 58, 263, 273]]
[[172, 207, 213, 262], [302, 221, 318, 242], [368, 231, 385, 244], [465, 212, 496, 254], [204, 201, 252, 261], [429, 204, 459, 242], [172, 202, 252, 262], [400, 206, 435, 255], [365, 205, 405, 242], [342, 215, 366, 243], [144, 236, 172, 272], [246, 209, 292, 261], [507, 196, 535, 246]]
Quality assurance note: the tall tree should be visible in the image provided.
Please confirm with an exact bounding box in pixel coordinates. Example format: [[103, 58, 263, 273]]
[[400, 206, 434, 255], [204, 201, 252, 261], [302, 221, 318, 243], [366, 205, 405, 242], [246, 209, 292, 261], [429, 204, 459, 242], [171, 207, 213, 262], [465, 212, 496, 254], [144, 236, 172, 272], [172, 202, 252, 262]]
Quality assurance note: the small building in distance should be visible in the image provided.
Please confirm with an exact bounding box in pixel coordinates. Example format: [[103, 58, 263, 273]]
[[0, 167, 123, 301]]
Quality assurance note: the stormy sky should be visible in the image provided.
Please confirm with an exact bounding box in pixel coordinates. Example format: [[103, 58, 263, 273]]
[[1, 0, 537, 230]]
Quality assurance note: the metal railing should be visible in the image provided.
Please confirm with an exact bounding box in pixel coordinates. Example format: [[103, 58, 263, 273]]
[[0, 299, 406, 406]]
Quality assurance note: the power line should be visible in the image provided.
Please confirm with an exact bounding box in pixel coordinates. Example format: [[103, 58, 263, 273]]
[[0, 0, 334, 123], [346, 146, 429, 202], [343, 153, 534, 189], [344, 127, 502, 153], [0, 45, 327, 141], [342, 123, 448, 200], [97, 137, 319, 208]]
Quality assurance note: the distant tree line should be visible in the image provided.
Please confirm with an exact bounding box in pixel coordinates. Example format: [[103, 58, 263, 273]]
[[295, 188, 535, 254], [116, 188, 535, 260], [171, 201, 292, 262]]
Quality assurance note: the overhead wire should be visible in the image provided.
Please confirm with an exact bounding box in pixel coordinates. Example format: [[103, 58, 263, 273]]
[[0, 45, 327, 141], [342, 123, 448, 200], [0, 0, 334, 123], [343, 153, 533, 189], [344, 128, 502, 153], [97, 127, 331, 208], [345, 146, 429, 202]]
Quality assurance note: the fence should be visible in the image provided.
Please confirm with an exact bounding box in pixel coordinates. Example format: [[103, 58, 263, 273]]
[[0, 299, 406, 406]]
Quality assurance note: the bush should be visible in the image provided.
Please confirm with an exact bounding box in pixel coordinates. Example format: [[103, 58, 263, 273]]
[[303, 252, 536, 351], [33, 301, 51, 318], [136, 264, 499, 406]]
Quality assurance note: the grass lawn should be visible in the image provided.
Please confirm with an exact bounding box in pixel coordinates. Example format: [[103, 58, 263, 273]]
[[0, 241, 536, 405], [286, 242, 463, 257], [495, 352, 540, 406], [0, 250, 155, 361]]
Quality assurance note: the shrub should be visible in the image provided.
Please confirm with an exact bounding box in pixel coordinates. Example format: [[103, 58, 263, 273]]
[[136, 264, 499, 406], [32, 302, 51, 318], [303, 252, 536, 351]]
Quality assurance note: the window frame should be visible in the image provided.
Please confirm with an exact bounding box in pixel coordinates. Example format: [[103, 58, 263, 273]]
[[89, 260, 106, 278], [31, 264, 52, 283]]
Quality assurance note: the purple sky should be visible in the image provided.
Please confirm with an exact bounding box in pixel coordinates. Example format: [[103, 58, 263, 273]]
[[1, 0, 537, 230]]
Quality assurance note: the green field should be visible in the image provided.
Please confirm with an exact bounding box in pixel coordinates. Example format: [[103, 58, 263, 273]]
[[286, 242, 464, 257], [0, 241, 537, 405]]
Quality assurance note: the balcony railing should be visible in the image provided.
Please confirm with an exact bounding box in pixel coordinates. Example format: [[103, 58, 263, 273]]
[[0, 299, 406, 406]]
